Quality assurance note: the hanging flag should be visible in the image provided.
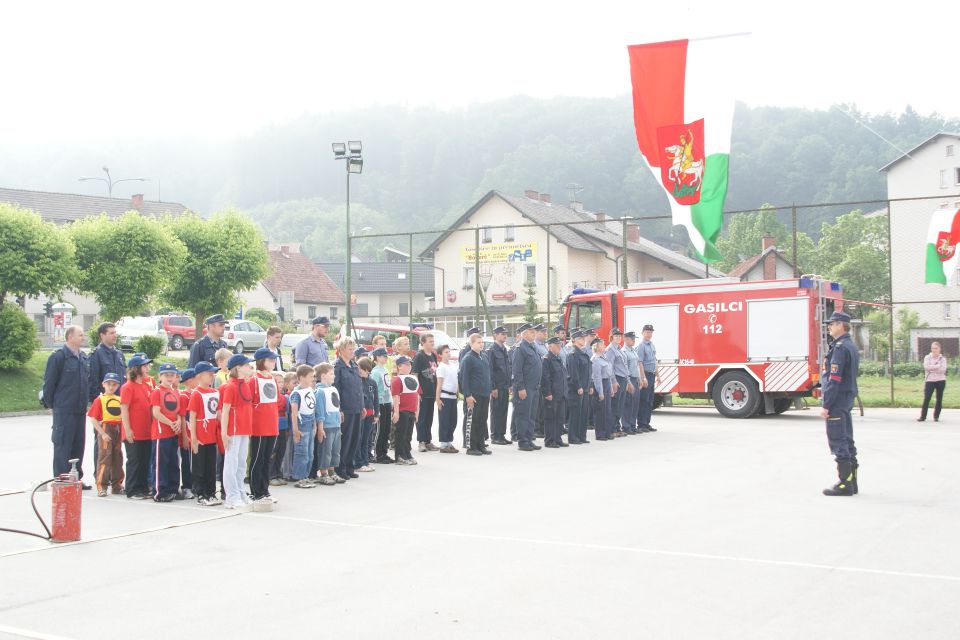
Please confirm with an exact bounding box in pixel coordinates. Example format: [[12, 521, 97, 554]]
[[924, 207, 960, 284], [627, 37, 743, 263]]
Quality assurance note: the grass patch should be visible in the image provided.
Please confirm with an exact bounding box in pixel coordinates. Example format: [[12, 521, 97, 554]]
[[0, 351, 190, 413]]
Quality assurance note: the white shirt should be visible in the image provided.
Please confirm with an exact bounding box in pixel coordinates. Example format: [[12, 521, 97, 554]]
[[436, 361, 459, 398]]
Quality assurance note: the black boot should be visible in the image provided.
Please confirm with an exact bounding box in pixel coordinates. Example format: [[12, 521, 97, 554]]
[[823, 460, 855, 496], [850, 461, 858, 495]]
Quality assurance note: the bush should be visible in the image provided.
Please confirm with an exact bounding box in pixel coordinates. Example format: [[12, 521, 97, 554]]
[[134, 335, 166, 360], [892, 362, 924, 378], [0, 304, 40, 370], [858, 361, 886, 377], [246, 307, 277, 328]]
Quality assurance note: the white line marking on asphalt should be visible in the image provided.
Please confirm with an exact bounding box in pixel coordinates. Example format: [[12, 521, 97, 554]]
[[0, 623, 78, 640]]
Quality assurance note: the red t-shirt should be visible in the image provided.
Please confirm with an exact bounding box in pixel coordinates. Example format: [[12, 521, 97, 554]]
[[248, 372, 280, 437], [391, 374, 421, 413], [220, 377, 254, 437], [87, 394, 122, 425], [189, 387, 220, 446], [150, 386, 182, 440], [120, 380, 153, 441]]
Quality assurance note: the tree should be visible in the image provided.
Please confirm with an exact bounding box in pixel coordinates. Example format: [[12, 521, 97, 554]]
[[715, 204, 809, 273], [164, 211, 269, 334], [0, 304, 40, 369], [69, 212, 186, 320], [894, 307, 927, 356], [814, 210, 889, 302], [0, 204, 75, 308], [245, 306, 278, 328], [522, 284, 541, 324]]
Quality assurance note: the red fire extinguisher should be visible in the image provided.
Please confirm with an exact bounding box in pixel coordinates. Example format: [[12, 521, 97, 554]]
[[50, 458, 82, 543]]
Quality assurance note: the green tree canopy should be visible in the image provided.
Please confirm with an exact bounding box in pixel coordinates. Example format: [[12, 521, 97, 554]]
[[814, 210, 889, 302], [164, 211, 269, 332], [0, 204, 76, 306], [69, 212, 186, 320], [714, 204, 815, 273]]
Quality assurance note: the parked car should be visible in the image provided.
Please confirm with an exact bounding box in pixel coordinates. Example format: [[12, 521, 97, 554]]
[[160, 314, 196, 350], [116, 316, 169, 354], [223, 320, 267, 354]]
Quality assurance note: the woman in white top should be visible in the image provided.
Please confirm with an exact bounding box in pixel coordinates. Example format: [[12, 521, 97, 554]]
[[435, 345, 460, 453], [919, 341, 948, 422]]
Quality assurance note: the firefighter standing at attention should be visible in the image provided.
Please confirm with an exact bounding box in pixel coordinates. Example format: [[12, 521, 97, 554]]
[[820, 311, 860, 497]]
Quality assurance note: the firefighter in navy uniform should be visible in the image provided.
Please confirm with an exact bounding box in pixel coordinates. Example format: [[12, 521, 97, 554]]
[[565, 330, 592, 444], [188, 314, 229, 368], [820, 311, 860, 497], [512, 323, 543, 451], [487, 326, 512, 445], [540, 337, 568, 448]]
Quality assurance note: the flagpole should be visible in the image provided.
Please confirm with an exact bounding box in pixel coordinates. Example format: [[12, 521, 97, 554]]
[[688, 32, 751, 42]]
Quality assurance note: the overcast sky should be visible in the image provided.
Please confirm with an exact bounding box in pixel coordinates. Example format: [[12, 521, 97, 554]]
[[2, 0, 956, 143]]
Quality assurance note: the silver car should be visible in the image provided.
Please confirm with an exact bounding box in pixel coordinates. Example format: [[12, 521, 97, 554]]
[[116, 316, 169, 354], [224, 320, 267, 354]]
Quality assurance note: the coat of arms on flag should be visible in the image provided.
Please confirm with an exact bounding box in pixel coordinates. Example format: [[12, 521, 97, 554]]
[[657, 119, 705, 205]]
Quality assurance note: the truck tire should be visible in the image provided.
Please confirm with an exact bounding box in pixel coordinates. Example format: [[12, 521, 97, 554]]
[[653, 394, 663, 411], [773, 398, 792, 414], [712, 371, 761, 418]]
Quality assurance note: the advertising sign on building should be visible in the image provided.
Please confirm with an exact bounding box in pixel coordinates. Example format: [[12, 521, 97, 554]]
[[460, 242, 537, 264]]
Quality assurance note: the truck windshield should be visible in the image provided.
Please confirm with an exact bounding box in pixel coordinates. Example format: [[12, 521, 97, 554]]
[[571, 300, 602, 330]]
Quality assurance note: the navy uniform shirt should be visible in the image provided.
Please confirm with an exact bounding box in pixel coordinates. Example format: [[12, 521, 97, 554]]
[[512, 340, 543, 394], [604, 344, 630, 379], [534, 339, 548, 358], [43, 345, 90, 412], [461, 349, 492, 398], [540, 352, 567, 400], [334, 358, 364, 414], [188, 335, 228, 368], [566, 347, 592, 396], [822, 333, 859, 410], [487, 342, 511, 389], [88, 343, 126, 401]]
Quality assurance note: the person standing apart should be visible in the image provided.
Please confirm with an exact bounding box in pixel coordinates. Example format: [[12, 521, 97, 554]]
[[919, 341, 948, 422], [43, 325, 91, 486], [636, 325, 659, 433], [820, 312, 860, 497], [461, 332, 493, 456], [412, 333, 439, 452], [512, 324, 543, 452], [188, 314, 228, 368]]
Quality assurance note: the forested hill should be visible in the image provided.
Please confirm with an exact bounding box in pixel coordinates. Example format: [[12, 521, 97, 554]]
[[1, 97, 956, 259]]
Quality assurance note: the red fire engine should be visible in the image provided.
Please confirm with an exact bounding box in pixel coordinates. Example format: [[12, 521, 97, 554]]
[[561, 276, 844, 418]]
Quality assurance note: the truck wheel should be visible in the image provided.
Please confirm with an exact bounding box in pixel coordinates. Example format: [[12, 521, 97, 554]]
[[773, 398, 793, 414], [712, 371, 761, 418], [653, 394, 663, 411]]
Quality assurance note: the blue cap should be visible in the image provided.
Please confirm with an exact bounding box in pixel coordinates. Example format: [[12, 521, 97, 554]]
[[179, 368, 196, 384], [194, 361, 217, 374], [253, 347, 278, 360], [517, 323, 533, 333], [466, 327, 483, 336], [493, 326, 507, 335], [824, 311, 852, 324], [102, 372, 122, 384], [546, 337, 562, 345], [571, 330, 584, 339], [311, 316, 330, 326], [205, 314, 226, 325], [371, 347, 388, 358], [128, 355, 152, 368], [227, 354, 252, 369], [354, 347, 367, 359], [534, 323, 546, 332], [591, 337, 603, 346], [395, 355, 411, 366], [624, 331, 637, 339], [553, 325, 565, 334], [610, 327, 623, 336], [157, 362, 179, 376]]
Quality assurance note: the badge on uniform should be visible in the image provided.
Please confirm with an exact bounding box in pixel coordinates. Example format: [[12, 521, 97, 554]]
[[400, 375, 419, 394], [831, 364, 838, 373], [201, 391, 219, 420], [257, 376, 278, 404], [298, 388, 317, 416]]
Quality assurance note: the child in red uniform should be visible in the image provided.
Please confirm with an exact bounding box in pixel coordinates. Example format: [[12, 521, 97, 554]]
[[87, 372, 125, 496], [220, 354, 254, 510], [189, 362, 221, 506], [121, 355, 154, 499], [248, 348, 280, 505], [178, 368, 197, 500], [391, 356, 421, 465], [151, 363, 183, 502]]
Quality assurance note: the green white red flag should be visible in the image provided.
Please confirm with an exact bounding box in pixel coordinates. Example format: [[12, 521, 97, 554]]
[[925, 207, 960, 284], [627, 37, 742, 263]]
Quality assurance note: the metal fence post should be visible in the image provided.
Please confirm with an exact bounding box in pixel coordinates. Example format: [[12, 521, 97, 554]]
[[474, 227, 480, 334], [345, 232, 352, 335], [546, 224, 551, 327], [792, 205, 799, 277], [621, 217, 628, 287], [886, 202, 894, 404], [408, 233, 413, 325]]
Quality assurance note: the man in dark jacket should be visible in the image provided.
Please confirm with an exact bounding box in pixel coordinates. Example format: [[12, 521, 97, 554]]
[[512, 324, 543, 451], [87, 322, 126, 468], [565, 330, 592, 444], [43, 325, 91, 485], [334, 339, 365, 480], [820, 312, 861, 497], [461, 332, 493, 456], [487, 326, 511, 445], [188, 314, 228, 368], [541, 337, 568, 448]]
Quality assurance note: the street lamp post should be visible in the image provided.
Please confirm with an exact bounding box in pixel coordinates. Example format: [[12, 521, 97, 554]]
[[333, 141, 363, 334], [78, 166, 150, 198]]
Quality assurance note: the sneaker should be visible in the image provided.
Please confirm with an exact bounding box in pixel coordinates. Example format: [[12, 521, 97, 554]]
[[357, 465, 375, 472], [225, 502, 252, 511], [406, 457, 418, 465], [333, 474, 347, 483], [209, 495, 224, 505], [319, 476, 337, 486], [425, 442, 440, 451], [269, 478, 287, 486], [131, 493, 150, 500], [174, 491, 186, 500], [418, 443, 428, 452], [181, 489, 195, 499], [97, 489, 108, 497], [374, 456, 395, 464], [294, 479, 315, 489], [440, 445, 459, 453]]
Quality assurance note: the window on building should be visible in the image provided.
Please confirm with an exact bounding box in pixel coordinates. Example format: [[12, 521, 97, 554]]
[[955, 167, 960, 186], [463, 266, 475, 289], [482, 227, 493, 243], [330, 307, 338, 319], [648, 276, 665, 283], [525, 264, 536, 286], [399, 302, 409, 317], [948, 144, 955, 157], [945, 303, 952, 320], [504, 224, 515, 242], [941, 169, 950, 189], [307, 305, 316, 318]]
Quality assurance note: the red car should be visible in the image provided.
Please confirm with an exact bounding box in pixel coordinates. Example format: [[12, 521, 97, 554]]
[[161, 314, 196, 351]]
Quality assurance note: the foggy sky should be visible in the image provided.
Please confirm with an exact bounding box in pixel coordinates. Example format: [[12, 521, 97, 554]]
[[2, 0, 956, 144]]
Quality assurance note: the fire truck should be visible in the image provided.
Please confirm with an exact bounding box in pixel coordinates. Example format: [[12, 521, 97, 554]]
[[561, 276, 844, 418]]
